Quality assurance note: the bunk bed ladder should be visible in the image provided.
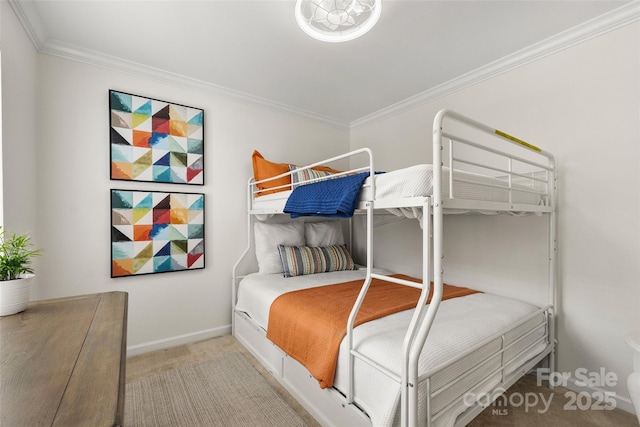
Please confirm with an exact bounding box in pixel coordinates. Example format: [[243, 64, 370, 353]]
[[403, 198, 441, 427], [344, 198, 439, 426]]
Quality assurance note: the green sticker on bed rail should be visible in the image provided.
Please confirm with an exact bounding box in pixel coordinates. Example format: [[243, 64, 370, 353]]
[[495, 130, 541, 152]]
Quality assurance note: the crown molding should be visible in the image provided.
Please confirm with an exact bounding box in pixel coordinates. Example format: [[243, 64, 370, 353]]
[[9, 0, 639, 131], [8, 0, 46, 50], [350, 2, 640, 129], [44, 39, 351, 129], [7, 0, 349, 130]]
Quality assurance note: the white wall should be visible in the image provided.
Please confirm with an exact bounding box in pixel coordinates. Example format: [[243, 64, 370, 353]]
[[2, 5, 349, 354], [350, 22, 640, 409], [1, 0, 39, 239]]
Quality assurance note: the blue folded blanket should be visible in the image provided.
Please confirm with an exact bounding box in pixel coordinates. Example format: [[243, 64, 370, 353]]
[[284, 172, 371, 218]]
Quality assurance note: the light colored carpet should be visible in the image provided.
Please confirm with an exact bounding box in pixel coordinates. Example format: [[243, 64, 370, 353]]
[[125, 351, 308, 427], [126, 336, 638, 427]]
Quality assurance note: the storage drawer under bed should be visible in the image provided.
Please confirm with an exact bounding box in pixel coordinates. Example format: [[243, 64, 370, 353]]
[[234, 310, 284, 377]]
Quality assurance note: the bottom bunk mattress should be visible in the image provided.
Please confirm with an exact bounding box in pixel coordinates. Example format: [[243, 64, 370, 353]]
[[234, 270, 549, 427]]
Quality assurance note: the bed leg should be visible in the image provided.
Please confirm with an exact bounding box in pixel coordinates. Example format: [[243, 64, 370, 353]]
[[548, 339, 557, 390]]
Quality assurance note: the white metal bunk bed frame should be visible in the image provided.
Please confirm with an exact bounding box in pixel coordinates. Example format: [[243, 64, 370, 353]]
[[232, 109, 557, 427]]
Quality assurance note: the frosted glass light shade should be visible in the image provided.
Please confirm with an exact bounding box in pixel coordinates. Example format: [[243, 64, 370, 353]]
[[295, 0, 382, 43]]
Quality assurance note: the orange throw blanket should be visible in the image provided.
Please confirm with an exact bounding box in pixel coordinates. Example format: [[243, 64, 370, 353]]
[[266, 274, 480, 389]]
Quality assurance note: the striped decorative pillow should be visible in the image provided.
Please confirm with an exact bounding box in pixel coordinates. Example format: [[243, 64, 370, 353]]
[[290, 165, 335, 188], [277, 244, 357, 278]]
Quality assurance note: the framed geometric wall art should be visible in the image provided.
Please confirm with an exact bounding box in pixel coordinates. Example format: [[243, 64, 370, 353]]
[[111, 189, 205, 278], [110, 90, 204, 185]]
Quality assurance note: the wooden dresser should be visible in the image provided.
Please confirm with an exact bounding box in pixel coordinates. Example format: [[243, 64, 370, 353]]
[[0, 292, 128, 426]]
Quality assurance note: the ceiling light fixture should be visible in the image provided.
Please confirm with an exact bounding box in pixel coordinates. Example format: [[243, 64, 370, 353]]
[[295, 0, 382, 43]]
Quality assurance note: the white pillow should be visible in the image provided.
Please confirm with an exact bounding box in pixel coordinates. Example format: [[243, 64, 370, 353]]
[[304, 221, 345, 247], [254, 222, 305, 274]]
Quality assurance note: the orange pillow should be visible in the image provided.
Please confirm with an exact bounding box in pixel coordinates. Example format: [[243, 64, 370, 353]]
[[252, 150, 291, 196], [251, 150, 344, 197]]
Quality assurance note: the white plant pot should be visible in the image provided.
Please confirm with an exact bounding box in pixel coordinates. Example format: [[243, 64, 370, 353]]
[[0, 274, 35, 316]]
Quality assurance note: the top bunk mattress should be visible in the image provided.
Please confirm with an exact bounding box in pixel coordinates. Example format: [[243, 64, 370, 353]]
[[251, 164, 543, 214]]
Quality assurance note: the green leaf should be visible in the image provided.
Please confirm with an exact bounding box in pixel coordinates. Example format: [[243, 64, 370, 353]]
[[0, 226, 42, 281]]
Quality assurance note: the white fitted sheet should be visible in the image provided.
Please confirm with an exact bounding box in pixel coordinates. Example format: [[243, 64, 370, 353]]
[[235, 271, 547, 427], [251, 164, 542, 214]]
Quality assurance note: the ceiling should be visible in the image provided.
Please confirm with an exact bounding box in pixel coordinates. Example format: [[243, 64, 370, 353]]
[[10, 0, 632, 126]]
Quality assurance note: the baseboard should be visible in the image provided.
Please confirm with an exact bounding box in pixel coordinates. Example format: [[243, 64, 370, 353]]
[[126, 325, 231, 357], [562, 375, 637, 416]]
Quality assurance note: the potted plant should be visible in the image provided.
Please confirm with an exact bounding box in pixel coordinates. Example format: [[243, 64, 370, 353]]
[[0, 227, 42, 316]]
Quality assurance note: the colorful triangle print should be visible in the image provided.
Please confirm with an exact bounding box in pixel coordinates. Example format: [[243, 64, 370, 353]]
[[110, 90, 204, 184], [111, 189, 205, 278]]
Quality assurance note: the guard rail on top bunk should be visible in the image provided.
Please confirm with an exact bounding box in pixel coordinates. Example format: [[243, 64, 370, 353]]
[[249, 148, 376, 214]]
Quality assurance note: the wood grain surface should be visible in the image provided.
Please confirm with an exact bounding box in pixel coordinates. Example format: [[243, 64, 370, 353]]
[[0, 292, 128, 427]]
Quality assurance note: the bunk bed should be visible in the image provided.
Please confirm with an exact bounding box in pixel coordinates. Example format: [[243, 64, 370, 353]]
[[232, 109, 557, 427]]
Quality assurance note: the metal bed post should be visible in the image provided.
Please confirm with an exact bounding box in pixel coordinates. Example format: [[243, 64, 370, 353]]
[[231, 178, 254, 336], [399, 109, 448, 427], [402, 109, 449, 427], [346, 201, 374, 403], [547, 162, 558, 382], [414, 110, 446, 427], [400, 199, 433, 426], [346, 151, 377, 404]]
